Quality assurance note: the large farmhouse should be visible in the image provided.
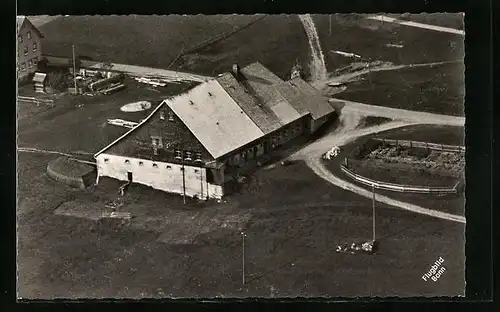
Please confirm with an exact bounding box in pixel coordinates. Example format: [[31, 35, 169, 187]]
[[94, 62, 336, 199], [17, 16, 44, 81]]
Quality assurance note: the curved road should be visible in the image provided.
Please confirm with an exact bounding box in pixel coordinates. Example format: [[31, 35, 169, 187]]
[[291, 104, 466, 224]]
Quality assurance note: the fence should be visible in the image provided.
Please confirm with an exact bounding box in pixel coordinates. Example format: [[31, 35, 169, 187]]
[[17, 96, 54, 107], [181, 15, 267, 56], [373, 138, 465, 153], [340, 164, 458, 194]]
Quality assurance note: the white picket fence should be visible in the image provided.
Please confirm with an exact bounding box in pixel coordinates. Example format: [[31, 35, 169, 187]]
[[18, 96, 54, 107], [340, 164, 458, 194]]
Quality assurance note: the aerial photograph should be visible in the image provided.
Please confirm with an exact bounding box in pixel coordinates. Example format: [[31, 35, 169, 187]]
[[17, 13, 465, 298]]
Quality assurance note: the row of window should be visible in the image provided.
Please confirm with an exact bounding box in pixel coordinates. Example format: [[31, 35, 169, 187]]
[[18, 30, 33, 43], [102, 158, 201, 173], [17, 42, 38, 57], [175, 150, 203, 162], [18, 57, 38, 72], [159, 111, 175, 121]]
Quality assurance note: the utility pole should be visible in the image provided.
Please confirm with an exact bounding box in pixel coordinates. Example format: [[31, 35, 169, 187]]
[[72, 44, 77, 94], [329, 14, 332, 37], [182, 150, 186, 204], [372, 184, 376, 242], [241, 231, 246, 285]]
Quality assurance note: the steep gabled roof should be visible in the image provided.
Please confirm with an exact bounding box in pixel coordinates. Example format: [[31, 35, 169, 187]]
[[216, 72, 281, 134], [94, 62, 335, 161], [286, 77, 335, 120], [94, 101, 166, 158], [16, 16, 44, 38], [165, 79, 265, 159]]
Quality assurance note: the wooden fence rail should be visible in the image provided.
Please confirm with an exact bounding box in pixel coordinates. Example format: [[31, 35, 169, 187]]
[[340, 164, 458, 194], [18, 96, 55, 106], [373, 138, 465, 153]]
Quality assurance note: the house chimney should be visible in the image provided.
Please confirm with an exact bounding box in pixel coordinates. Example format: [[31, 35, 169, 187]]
[[232, 63, 240, 79]]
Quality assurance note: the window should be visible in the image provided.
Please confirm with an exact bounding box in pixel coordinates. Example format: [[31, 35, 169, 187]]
[[18, 35, 22, 43], [125, 159, 130, 164], [17, 50, 19, 59], [168, 111, 174, 121], [20, 63, 26, 71], [28, 60, 32, 68], [166, 165, 172, 170], [104, 158, 109, 163], [151, 136, 162, 148], [175, 150, 182, 159], [33, 42, 37, 52], [194, 169, 199, 174], [27, 31, 31, 39], [185, 151, 192, 161], [195, 152, 202, 162], [32, 57, 38, 65], [160, 111, 165, 120], [24, 46, 28, 55], [139, 161, 144, 166], [153, 163, 158, 168]]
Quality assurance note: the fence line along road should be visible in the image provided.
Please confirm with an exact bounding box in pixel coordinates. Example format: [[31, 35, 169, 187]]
[[373, 138, 465, 153], [340, 164, 458, 194]]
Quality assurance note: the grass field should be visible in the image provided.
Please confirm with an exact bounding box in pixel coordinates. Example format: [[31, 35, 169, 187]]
[[18, 14, 467, 298], [18, 152, 465, 298], [396, 13, 465, 30], [38, 15, 261, 69], [312, 14, 464, 72], [18, 78, 195, 154], [335, 62, 465, 116], [38, 14, 464, 80]]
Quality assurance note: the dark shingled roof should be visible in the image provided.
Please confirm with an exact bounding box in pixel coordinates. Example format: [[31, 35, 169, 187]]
[[216, 73, 282, 134], [286, 77, 335, 120]]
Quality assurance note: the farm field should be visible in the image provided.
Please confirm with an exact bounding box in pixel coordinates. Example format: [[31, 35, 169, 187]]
[[335, 62, 465, 116], [395, 13, 465, 30], [38, 15, 262, 72], [38, 14, 464, 80], [17, 152, 465, 298], [17, 14, 467, 298]]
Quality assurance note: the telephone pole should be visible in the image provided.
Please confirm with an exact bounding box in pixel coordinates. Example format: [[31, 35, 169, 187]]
[[329, 14, 332, 36], [72, 44, 77, 94], [182, 150, 186, 204], [241, 231, 246, 285], [372, 184, 376, 242]]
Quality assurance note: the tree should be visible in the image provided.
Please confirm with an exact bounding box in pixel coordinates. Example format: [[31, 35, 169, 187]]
[[36, 58, 49, 72], [100, 61, 114, 71], [47, 71, 68, 92]]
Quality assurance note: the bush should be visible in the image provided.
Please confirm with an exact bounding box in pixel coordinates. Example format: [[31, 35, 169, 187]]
[[47, 71, 70, 92]]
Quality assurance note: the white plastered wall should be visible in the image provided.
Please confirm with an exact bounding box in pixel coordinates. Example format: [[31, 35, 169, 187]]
[[96, 154, 223, 199]]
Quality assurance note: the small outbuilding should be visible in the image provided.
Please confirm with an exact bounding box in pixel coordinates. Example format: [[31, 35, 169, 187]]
[[32, 72, 47, 93]]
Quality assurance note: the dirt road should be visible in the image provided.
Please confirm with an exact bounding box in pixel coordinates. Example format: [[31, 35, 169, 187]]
[[291, 110, 466, 224], [322, 60, 462, 88], [366, 15, 465, 36], [339, 99, 465, 126]]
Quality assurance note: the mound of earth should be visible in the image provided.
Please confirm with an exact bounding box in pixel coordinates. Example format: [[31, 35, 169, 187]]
[[47, 157, 96, 189]]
